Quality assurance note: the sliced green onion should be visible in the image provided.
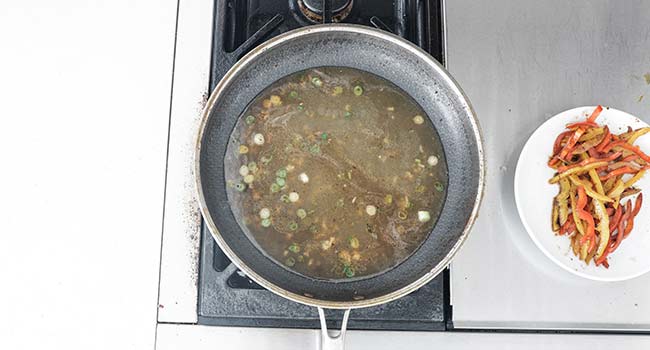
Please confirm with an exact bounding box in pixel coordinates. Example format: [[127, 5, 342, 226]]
[[297, 103, 304, 111], [296, 208, 307, 219], [353, 85, 363, 96], [270, 183, 280, 193], [261, 155, 273, 164], [259, 208, 271, 219], [239, 165, 249, 176], [309, 144, 321, 154], [288, 221, 298, 231], [280, 194, 290, 203], [243, 174, 255, 184], [261, 218, 271, 227], [289, 91, 298, 99], [343, 265, 355, 278], [413, 115, 425, 125], [398, 210, 407, 220], [245, 115, 256, 125], [309, 224, 318, 234], [234, 182, 246, 192], [333, 86, 343, 95], [285, 257, 296, 267], [434, 182, 444, 192], [288, 243, 300, 253], [344, 111, 352, 119], [239, 145, 249, 154], [311, 76, 323, 87], [288, 192, 300, 202], [276, 177, 286, 187], [349, 237, 360, 249], [276, 168, 287, 178], [321, 133, 328, 141], [248, 161, 258, 172], [384, 194, 393, 205]]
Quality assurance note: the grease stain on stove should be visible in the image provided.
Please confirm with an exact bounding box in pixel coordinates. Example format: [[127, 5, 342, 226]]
[[644, 73, 650, 85]]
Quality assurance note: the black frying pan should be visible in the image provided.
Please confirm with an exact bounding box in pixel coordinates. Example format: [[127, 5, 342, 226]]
[[196, 24, 483, 338]]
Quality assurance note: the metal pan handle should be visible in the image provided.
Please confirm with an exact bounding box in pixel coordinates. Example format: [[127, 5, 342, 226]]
[[317, 307, 351, 350]]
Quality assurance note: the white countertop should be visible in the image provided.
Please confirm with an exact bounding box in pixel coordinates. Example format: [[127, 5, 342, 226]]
[[0, 1, 177, 349]]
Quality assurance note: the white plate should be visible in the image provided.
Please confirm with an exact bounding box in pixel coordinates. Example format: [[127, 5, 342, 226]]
[[514, 106, 650, 281]]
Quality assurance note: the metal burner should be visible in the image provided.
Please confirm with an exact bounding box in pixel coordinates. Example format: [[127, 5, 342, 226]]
[[297, 0, 353, 23]]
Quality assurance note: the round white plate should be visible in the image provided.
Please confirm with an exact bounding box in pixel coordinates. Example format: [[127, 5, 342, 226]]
[[515, 106, 650, 281]]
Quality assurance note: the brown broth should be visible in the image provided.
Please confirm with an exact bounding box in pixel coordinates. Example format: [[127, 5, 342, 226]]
[[225, 67, 447, 280]]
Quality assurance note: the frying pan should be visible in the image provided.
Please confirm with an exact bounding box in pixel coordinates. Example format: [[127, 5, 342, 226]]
[[196, 24, 484, 349]]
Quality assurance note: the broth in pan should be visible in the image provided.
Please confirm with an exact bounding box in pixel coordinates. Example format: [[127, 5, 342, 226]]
[[225, 67, 447, 280]]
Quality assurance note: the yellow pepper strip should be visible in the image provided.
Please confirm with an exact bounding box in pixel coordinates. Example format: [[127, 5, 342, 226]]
[[580, 241, 589, 261], [624, 169, 646, 189], [551, 199, 560, 232], [568, 176, 613, 202], [602, 176, 617, 194], [557, 178, 570, 225], [606, 179, 625, 209], [588, 169, 605, 195], [549, 161, 608, 184], [627, 127, 650, 145], [572, 235, 580, 256], [578, 127, 604, 142], [569, 185, 585, 235], [592, 198, 610, 260]]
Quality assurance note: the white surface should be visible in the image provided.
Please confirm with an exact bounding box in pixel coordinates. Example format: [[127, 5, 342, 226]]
[[156, 323, 650, 350], [515, 106, 650, 281], [157, 0, 213, 323], [0, 1, 177, 349], [448, 0, 650, 329]]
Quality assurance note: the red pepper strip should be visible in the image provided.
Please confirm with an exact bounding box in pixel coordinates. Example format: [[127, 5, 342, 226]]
[[602, 260, 610, 268], [578, 211, 595, 245], [606, 207, 614, 216], [633, 193, 643, 216], [567, 121, 599, 129], [594, 126, 611, 153], [553, 130, 573, 155], [601, 166, 637, 180], [557, 152, 622, 173], [577, 186, 588, 209], [622, 154, 639, 162], [607, 201, 632, 254], [608, 204, 623, 232], [609, 142, 650, 163], [588, 148, 600, 158], [587, 105, 604, 123]]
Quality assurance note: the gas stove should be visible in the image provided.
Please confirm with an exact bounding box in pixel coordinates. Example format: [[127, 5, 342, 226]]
[[197, 0, 449, 330]]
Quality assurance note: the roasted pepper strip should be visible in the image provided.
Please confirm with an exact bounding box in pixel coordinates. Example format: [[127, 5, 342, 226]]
[[627, 127, 650, 145], [549, 162, 608, 183], [578, 127, 604, 142], [556, 152, 621, 173], [569, 176, 613, 202], [601, 166, 638, 180], [551, 199, 560, 232], [551, 108, 602, 165], [610, 142, 650, 163], [624, 170, 646, 189], [567, 121, 599, 129], [557, 178, 570, 225], [569, 185, 585, 235], [553, 130, 573, 155], [608, 204, 623, 232], [586, 105, 604, 123], [592, 198, 610, 260], [594, 126, 611, 153], [588, 169, 605, 195]]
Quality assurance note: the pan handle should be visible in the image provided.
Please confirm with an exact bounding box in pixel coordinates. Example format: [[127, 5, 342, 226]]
[[317, 307, 351, 350]]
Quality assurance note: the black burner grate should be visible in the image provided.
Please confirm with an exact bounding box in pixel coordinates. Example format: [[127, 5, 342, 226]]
[[199, 0, 448, 330]]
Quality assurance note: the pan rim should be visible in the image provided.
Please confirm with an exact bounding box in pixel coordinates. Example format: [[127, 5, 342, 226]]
[[195, 24, 485, 309]]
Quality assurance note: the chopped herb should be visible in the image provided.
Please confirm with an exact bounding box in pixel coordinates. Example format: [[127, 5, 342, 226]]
[[321, 132, 328, 141], [309, 144, 321, 154], [311, 76, 323, 87], [296, 208, 307, 219], [270, 183, 280, 193], [343, 264, 355, 278], [285, 257, 296, 267], [261, 218, 271, 227], [234, 182, 246, 192], [434, 181, 444, 192], [280, 194, 290, 203], [288, 243, 301, 253], [353, 85, 364, 96], [297, 103, 304, 111], [239, 165, 249, 176], [297, 255, 305, 262], [288, 221, 298, 231], [245, 115, 256, 125], [349, 237, 360, 249], [276, 177, 286, 187], [261, 155, 273, 164], [276, 168, 287, 178], [248, 161, 258, 172], [289, 90, 298, 99]]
